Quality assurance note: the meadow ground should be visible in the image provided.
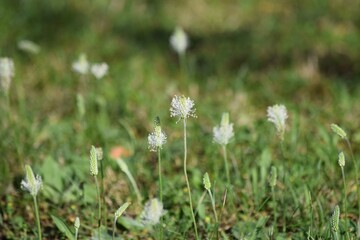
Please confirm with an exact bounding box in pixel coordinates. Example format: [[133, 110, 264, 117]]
[[1, 0, 360, 239]]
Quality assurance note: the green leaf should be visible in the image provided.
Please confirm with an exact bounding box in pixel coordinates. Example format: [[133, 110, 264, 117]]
[[40, 156, 63, 191], [83, 183, 97, 203], [51, 214, 74, 240], [118, 216, 144, 230]]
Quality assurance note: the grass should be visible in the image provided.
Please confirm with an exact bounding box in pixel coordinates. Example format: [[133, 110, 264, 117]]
[[1, 0, 360, 239]]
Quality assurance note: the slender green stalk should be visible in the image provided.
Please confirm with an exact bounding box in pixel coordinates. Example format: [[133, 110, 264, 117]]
[[100, 160, 106, 225], [183, 119, 199, 240], [345, 139, 360, 218], [179, 53, 187, 82], [206, 189, 219, 240], [127, 171, 142, 205], [117, 159, 142, 204], [222, 145, 230, 185], [112, 217, 116, 240], [32, 196, 42, 240], [158, 148, 163, 203], [75, 229, 79, 240], [333, 232, 339, 240], [280, 141, 286, 233], [207, 190, 218, 223], [158, 148, 163, 240], [94, 176, 101, 239], [341, 167, 349, 237], [5, 92, 10, 116], [306, 190, 314, 239], [271, 186, 277, 236]]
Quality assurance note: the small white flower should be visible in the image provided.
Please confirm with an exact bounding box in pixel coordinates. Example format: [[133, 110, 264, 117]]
[[140, 198, 165, 226], [267, 104, 288, 140], [148, 125, 167, 152], [213, 112, 234, 145], [170, 27, 189, 55], [17, 40, 40, 54], [0, 57, 14, 94], [72, 53, 89, 75], [170, 95, 196, 120], [91, 63, 108, 79], [21, 165, 42, 197]]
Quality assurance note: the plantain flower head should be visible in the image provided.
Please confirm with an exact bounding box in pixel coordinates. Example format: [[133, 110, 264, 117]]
[[74, 217, 80, 230], [148, 125, 167, 152], [170, 27, 188, 55], [330, 124, 347, 139], [140, 198, 165, 226], [170, 95, 196, 121], [203, 172, 211, 191], [89, 145, 98, 176], [18, 40, 40, 54], [213, 112, 234, 145], [331, 205, 340, 233], [267, 104, 288, 141], [91, 63, 108, 79], [0, 57, 15, 94], [269, 166, 277, 188], [21, 165, 42, 197], [115, 202, 131, 220], [72, 53, 89, 75], [338, 152, 345, 168]]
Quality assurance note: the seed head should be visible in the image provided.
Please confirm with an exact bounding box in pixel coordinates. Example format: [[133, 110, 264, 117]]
[[203, 172, 211, 191], [21, 165, 42, 197], [89, 145, 98, 176], [338, 152, 345, 168], [331, 205, 340, 233], [140, 198, 165, 226], [74, 217, 80, 230], [115, 202, 131, 219], [0, 57, 15, 94], [169, 27, 188, 55], [170, 95, 196, 120], [91, 63, 108, 79], [269, 166, 277, 188], [18, 40, 40, 54], [330, 124, 347, 139], [72, 53, 89, 75], [148, 125, 167, 152], [213, 112, 234, 145], [267, 104, 288, 141]]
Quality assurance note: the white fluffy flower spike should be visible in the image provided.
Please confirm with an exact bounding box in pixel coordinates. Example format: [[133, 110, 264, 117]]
[[170, 27, 189, 55], [21, 165, 42, 197], [140, 198, 165, 226], [267, 104, 288, 141], [91, 63, 108, 79], [0, 57, 15, 94], [148, 119, 167, 152], [72, 53, 89, 75], [170, 95, 196, 121], [213, 112, 234, 145]]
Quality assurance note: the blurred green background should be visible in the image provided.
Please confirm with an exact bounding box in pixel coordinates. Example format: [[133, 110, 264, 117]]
[[1, 0, 360, 239]]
